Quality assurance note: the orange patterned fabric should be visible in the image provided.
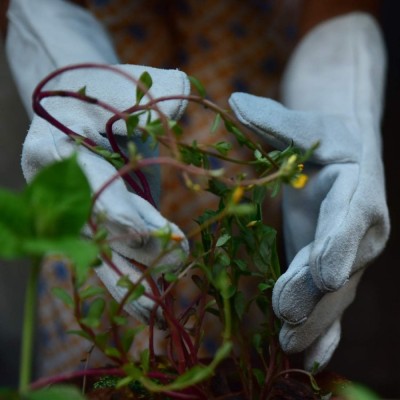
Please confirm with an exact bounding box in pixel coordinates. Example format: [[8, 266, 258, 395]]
[[36, 0, 301, 378]]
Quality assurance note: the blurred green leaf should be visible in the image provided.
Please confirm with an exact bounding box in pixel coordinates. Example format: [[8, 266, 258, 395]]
[[23, 385, 86, 400]]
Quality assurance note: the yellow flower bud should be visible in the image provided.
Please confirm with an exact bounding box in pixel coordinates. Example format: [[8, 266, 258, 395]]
[[246, 220, 258, 228], [291, 173, 308, 189], [232, 186, 244, 204]]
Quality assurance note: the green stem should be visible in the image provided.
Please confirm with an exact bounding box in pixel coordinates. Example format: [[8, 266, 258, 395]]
[[19, 258, 41, 393]]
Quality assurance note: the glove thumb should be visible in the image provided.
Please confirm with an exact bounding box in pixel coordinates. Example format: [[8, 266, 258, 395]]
[[229, 92, 359, 164]]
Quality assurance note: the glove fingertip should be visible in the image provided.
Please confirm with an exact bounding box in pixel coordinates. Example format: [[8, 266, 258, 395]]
[[304, 319, 341, 372]]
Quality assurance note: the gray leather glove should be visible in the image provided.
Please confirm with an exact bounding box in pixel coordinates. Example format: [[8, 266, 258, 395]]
[[229, 12, 390, 369], [6, 0, 190, 321]]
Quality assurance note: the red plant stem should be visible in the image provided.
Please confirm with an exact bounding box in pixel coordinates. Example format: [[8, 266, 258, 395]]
[[29, 367, 125, 391], [105, 110, 156, 207], [163, 280, 189, 374], [163, 391, 205, 400], [259, 304, 282, 400], [144, 289, 197, 366], [32, 63, 161, 203], [148, 308, 156, 368]]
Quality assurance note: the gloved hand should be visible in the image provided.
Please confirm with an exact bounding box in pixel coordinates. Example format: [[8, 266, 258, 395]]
[[229, 12, 390, 369], [6, 0, 190, 322]]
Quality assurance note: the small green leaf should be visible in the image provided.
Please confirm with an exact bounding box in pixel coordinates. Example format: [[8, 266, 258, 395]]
[[81, 298, 105, 328], [51, 287, 74, 307], [77, 86, 87, 96], [94, 147, 124, 169], [121, 328, 141, 352], [126, 284, 146, 303], [252, 368, 265, 387], [88, 298, 106, 319], [227, 203, 255, 216], [95, 332, 109, 349], [164, 272, 178, 282], [234, 291, 246, 319], [189, 75, 206, 97], [123, 363, 143, 381], [66, 329, 92, 341], [112, 315, 128, 326], [140, 348, 150, 373], [126, 114, 140, 137], [252, 333, 262, 353], [141, 341, 232, 392], [211, 113, 222, 133], [117, 275, 135, 290], [213, 141, 232, 156], [136, 71, 153, 104], [225, 121, 251, 148], [115, 376, 134, 389], [216, 233, 231, 247], [105, 346, 121, 358], [79, 285, 105, 300]]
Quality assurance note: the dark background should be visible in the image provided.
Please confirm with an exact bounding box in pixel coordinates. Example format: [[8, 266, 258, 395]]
[[1, 1, 400, 397], [328, 1, 400, 397]]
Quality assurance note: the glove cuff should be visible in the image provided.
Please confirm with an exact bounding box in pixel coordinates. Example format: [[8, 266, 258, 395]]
[[6, 0, 120, 117], [281, 12, 386, 125]]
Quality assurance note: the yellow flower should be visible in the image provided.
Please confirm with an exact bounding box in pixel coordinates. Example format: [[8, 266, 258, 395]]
[[291, 173, 308, 189]]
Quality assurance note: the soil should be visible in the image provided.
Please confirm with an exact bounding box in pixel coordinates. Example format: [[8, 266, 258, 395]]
[[62, 369, 350, 400]]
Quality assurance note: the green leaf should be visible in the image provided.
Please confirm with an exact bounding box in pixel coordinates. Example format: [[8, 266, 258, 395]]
[[87, 298, 106, 319], [225, 121, 251, 148], [136, 71, 153, 104], [252, 333, 262, 353], [51, 287, 74, 307], [164, 272, 178, 282], [216, 233, 231, 247], [24, 385, 86, 400], [94, 147, 125, 169], [81, 298, 105, 328], [227, 203, 255, 216], [126, 284, 146, 303], [105, 346, 121, 358], [25, 155, 92, 237], [66, 329, 92, 341], [234, 291, 246, 319], [338, 383, 381, 400], [22, 237, 99, 284], [140, 348, 150, 373], [211, 113, 222, 133], [141, 341, 232, 392], [126, 114, 140, 137], [0, 189, 32, 258], [213, 141, 232, 156], [123, 363, 144, 381], [179, 143, 204, 167], [117, 275, 135, 289], [112, 315, 128, 326], [252, 368, 265, 387], [121, 328, 137, 352], [77, 86, 87, 96], [79, 285, 106, 300], [189, 75, 206, 98], [0, 388, 19, 400]]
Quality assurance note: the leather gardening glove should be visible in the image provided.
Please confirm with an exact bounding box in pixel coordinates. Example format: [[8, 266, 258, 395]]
[[229, 13, 390, 370], [6, 0, 190, 322]]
